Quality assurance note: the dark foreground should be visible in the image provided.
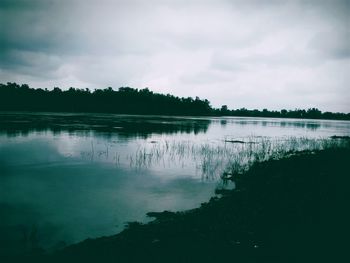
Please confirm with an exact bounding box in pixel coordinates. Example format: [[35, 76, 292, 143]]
[[6, 146, 350, 263]]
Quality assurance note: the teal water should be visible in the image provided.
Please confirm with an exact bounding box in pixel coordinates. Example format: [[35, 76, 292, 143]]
[[0, 112, 349, 254]]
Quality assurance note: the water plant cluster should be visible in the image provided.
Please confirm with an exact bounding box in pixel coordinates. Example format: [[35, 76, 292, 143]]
[[123, 136, 348, 180]]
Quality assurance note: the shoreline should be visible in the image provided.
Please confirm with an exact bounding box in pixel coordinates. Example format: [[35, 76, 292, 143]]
[[11, 144, 349, 263], [1, 110, 350, 122]]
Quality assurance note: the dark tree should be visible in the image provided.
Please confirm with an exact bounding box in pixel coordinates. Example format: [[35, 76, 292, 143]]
[[0, 83, 349, 120]]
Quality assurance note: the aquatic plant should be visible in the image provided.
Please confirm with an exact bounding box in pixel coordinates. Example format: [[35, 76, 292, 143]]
[[123, 136, 349, 180]]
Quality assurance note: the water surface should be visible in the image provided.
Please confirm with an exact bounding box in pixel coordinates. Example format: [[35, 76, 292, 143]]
[[0, 112, 349, 254]]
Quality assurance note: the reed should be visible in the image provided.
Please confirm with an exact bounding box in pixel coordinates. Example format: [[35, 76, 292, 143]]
[[125, 136, 349, 180]]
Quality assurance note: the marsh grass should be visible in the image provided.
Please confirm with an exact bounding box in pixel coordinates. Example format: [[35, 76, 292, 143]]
[[124, 136, 349, 180]]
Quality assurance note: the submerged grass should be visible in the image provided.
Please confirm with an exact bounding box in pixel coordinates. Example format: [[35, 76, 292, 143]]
[[125, 136, 349, 180]]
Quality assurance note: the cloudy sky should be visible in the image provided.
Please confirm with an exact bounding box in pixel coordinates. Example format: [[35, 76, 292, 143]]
[[0, 0, 349, 112]]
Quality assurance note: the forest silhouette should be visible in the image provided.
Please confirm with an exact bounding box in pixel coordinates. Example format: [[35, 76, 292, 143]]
[[1, 82, 349, 120]]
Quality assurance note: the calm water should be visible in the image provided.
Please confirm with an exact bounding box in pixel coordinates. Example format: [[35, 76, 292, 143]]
[[0, 112, 349, 254]]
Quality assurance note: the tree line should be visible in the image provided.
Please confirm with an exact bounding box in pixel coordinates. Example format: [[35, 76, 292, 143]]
[[0, 83, 211, 116], [218, 105, 350, 120], [0, 82, 349, 120]]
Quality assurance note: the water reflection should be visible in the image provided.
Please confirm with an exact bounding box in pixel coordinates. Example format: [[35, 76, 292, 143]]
[[1, 113, 350, 258], [0, 138, 216, 256], [0, 113, 211, 139], [232, 118, 321, 130], [220, 119, 227, 126], [2, 113, 349, 140]]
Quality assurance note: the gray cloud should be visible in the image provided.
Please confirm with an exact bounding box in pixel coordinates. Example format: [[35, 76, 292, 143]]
[[0, 0, 349, 112], [308, 30, 350, 60]]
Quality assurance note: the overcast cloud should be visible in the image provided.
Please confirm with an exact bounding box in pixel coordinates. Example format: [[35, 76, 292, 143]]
[[0, 0, 349, 112]]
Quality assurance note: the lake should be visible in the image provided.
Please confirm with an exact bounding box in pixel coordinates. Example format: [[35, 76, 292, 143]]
[[0, 112, 349, 255]]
